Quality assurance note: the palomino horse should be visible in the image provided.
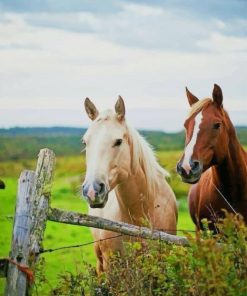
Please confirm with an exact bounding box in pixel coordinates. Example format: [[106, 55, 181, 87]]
[[177, 84, 247, 231], [82, 96, 177, 272]]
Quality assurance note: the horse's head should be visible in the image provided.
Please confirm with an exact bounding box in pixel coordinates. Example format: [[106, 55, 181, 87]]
[[177, 84, 229, 184], [82, 96, 131, 208]]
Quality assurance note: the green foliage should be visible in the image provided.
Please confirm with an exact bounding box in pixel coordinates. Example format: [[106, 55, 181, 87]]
[[0, 136, 82, 161], [51, 213, 247, 296], [0, 126, 246, 161], [141, 130, 185, 151], [157, 150, 190, 198], [49, 264, 102, 296]]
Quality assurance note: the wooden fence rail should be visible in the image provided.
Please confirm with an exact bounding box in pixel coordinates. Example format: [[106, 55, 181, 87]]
[[1, 148, 189, 295], [48, 208, 189, 246]]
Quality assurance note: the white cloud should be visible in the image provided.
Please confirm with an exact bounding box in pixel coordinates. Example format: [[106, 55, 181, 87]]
[[119, 2, 164, 17], [0, 10, 246, 131], [197, 32, 247, 52]]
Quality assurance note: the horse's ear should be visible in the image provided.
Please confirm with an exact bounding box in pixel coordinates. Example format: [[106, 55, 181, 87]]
[[186, 87, 199, 106], [84, 98, 99, 120], [212, 84, 223, 107], [115, 95, 125, 121]]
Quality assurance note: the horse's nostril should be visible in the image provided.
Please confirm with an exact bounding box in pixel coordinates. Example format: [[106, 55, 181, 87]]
[[177, 162, 187, 176], [99, 183, 105, 194], [191, 161, 200, 171]]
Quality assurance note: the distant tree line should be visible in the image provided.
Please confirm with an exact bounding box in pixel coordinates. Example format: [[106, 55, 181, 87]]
[[0, 126, 246, 161]]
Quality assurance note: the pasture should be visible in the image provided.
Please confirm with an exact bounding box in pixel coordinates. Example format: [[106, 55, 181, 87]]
[[0, 151, 193, 294]]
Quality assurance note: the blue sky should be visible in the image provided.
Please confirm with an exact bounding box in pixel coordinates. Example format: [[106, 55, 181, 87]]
[[0, 0, 246, 131]]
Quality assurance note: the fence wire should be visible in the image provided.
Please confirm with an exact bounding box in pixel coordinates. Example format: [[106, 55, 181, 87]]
[[0, 214, 240, 256]]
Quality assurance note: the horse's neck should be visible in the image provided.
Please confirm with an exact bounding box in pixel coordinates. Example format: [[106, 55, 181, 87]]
[[212, 128, 247, 203], [115, 166, 155, 225]]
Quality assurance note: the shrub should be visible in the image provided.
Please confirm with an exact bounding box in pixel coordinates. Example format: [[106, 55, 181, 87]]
[[50, 213, 247, 296]]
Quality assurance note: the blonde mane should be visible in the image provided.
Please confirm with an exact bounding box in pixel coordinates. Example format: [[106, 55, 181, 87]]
[[188, 98, 212, 118], [126, 123, 169, 197]]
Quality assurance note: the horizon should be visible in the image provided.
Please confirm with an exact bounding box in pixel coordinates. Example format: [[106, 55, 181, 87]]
[[1, 124, 247, 135]]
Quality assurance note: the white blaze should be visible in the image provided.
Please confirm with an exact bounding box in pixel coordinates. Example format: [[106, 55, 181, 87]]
[[86, 125, 107, 182], [182, 112, 203, 174]]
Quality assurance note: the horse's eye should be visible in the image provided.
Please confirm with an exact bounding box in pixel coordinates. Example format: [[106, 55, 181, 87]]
[[114, 139, 123, 147], [213, 123, 221, 130]]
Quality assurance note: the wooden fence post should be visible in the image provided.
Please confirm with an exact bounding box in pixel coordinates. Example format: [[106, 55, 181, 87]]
[[29, 148, 55, 261], [5, 170, 36, 296], [5, 148, 55, 296]]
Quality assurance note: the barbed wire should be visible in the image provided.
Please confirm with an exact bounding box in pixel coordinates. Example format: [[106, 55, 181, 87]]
[[40, 228, 198, 254], [0, 214, 242, 256], [40, 234, 123, 254]]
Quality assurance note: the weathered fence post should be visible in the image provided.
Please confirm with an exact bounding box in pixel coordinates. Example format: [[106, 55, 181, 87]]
[[29, 148, 55, 263], [5, 170, 36, 296], [5, 148, 55, 296]]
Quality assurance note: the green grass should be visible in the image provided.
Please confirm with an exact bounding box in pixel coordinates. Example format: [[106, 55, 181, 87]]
[[0, 152, 194, 294]]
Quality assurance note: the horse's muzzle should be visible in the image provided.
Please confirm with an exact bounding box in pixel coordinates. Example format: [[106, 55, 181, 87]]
[[82, 181, 109, 208], [177, 160, 203, 184], [88, 193, 109, 208]]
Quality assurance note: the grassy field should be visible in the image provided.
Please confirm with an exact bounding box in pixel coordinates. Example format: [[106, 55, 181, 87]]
[[0, 151, 193, 294]]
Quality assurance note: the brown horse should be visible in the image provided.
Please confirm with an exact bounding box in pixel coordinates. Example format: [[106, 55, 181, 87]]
[[177, 84, 247, 231], [82, 96, 177, 272]]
